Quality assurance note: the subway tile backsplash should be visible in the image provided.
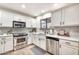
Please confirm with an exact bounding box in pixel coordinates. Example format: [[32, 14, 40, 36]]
[[0, 26, 79, 38], [54, 26, 79, 38], [0, 27, 32, 34]]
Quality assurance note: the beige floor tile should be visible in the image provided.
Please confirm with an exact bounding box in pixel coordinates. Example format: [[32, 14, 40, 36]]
[[5, 45, 50, 55]]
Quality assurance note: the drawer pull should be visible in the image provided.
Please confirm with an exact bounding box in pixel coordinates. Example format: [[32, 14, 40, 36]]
[[65, 42, 71, 45], [1, 41, 3, 45]]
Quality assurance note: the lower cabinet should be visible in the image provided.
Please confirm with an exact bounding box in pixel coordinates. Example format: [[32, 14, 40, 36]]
[[0, 36, 13, 54], [33, 34, 46, 50], [27, 33, 33, 44], [39, 38, 46, 50], [59, 44, 79, 55], [4, 37, 13, 52], [0, 38, 4, 54], [59, 39, 79, 55], [33, 34, 39, 46]]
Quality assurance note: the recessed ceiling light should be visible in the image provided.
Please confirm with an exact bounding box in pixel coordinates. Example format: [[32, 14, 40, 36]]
[[41, 10, 46, 13], [21, 4, 26, 8], [54, 4, 58, 6]]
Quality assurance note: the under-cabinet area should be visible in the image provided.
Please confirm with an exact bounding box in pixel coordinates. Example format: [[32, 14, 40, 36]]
[[0, 3, 79, 55]]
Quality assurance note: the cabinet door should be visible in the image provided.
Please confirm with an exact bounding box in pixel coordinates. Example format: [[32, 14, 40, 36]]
[[19, 16, 26, 22], [1, 11, 13, 27], [26, 19, 32, 28], [36, 17, 41, 29], [0, 38, 4, 54], [33, 34, 37, 45], [35, 35, 39, 47], [64, 4, 79, 26], [27, 34, 33, 44], [13, 14, 22, 21], [59, 44, 79, 55], [4, 37, 13, 52], [52, 10, 61, 26], [40, 39, 46, 50], [0, 10, 2, 27], [31, 18, 36, 28], [39, 35, 46, 50]]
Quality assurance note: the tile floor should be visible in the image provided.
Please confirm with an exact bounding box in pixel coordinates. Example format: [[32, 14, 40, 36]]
[[5, 45, 50, 55]]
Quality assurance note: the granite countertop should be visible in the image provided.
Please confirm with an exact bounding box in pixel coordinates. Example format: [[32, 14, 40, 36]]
[[46, 34, 79, 42], [0, 34, 13, 37]]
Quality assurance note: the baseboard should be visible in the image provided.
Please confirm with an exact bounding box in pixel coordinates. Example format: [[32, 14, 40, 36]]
[[0, 50, 14, 55], [46, 51, 54, 55]]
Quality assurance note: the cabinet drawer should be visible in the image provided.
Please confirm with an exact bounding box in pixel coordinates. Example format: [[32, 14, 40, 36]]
[[59, 39, 79, 47]]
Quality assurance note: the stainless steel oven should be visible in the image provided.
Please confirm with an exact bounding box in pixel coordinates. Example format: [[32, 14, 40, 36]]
[[14, 36, 27, 46], [13, 33, 28, 50]]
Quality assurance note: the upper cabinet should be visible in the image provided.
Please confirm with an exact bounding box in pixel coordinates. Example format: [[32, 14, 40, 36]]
[[26, 17, 35, 28], [0, 9, 32, 28], [13, 14, 26, 22], [64, 4, 79, 26], [51, 4, 79, 27], [0, 10, 14, 27], [51, 9, 62, 27]]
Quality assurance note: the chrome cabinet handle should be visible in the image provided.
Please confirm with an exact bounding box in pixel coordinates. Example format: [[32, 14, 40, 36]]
[[59, 45, 61, 48], [39, 38, 44, 40], [65, 42, 71, 45], [60, 22, 61, 26], [39, 38, 40, 40], [4, 41, 6, 44], [1, 41, 3, 45], [63, 22, 64, 25], [0, 23, 2, 26]]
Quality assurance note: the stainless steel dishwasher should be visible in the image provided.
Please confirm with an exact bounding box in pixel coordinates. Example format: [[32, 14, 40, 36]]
[[46, 36, 59, 55]]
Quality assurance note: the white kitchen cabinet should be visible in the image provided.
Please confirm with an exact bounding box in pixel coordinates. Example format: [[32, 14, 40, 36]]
[[13, 14, 20, 21], [52, 9, 62, 26], [34, 34, 46, 50], [51, 4, 79, 27], [32, 19, 37, 28], [0, 36, 13, 54], [4, 36, 13, 52], [59, 39, 79, 55], [32, 34, 36, 44], [34, 34, 39, 46], [25, 17, 40, 28], [36, 17, 41, 29], [26, 18, 37, 28], [19, 16, 26, 22], [27, 33, 33, 44], [39, 36, 46, 50], [26, 18, 32, 28], [0, 10, 26, 27], [14, 14, 26, 22], [0, 38, 4, 54], [59, 45, 79, 55], [1, 10, 14, 27], [0, 9, 32, 27], [0, 11, 2, 27], [64, 4, 79, 26], [33, 34, 40, 46]]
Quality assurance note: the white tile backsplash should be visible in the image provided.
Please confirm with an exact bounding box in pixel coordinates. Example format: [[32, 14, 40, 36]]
[[0, 27, 32, 34], [54, 26, 79, 38], [0, 26, 79, 38]]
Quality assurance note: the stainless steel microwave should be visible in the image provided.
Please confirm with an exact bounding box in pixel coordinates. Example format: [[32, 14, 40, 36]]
[[13, 21, 26, 28]]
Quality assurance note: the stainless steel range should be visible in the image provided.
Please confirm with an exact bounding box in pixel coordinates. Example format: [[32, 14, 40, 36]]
[[13, 33, 28, 50]]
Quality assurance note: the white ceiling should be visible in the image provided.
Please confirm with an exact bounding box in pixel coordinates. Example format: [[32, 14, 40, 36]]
[[0, 3, 72, 17]]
